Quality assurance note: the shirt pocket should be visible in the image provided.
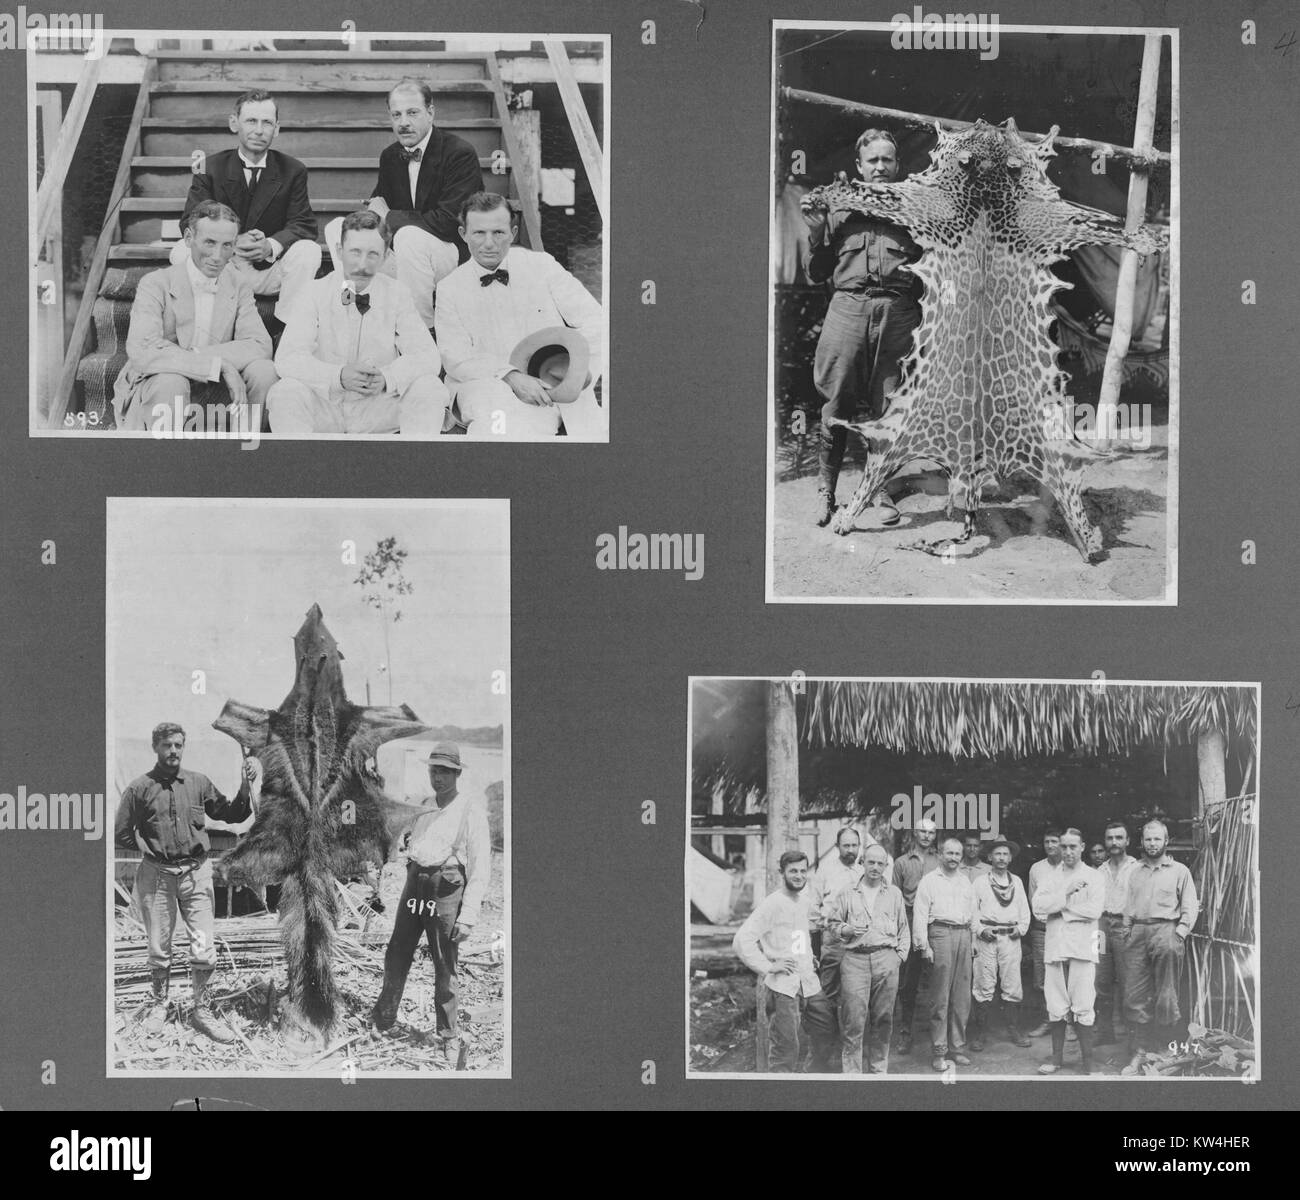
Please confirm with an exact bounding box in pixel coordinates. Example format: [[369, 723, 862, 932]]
[[872, 228, 918, 278]]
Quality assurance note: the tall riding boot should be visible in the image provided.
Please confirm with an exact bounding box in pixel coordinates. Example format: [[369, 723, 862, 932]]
[[370, 962, 412, 1032], [1005, 1001, 1030, 1047], [143, 968, 170, 1034], [815, 422, 848, 526], [190, 967, 236, 1044], [1037, 1021, 1067, 1074], [1076, 1022, 1095, 1074], [969, 1000, 988, 1052]]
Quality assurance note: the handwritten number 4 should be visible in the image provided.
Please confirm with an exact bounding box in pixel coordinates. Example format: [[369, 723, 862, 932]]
[[1276, 31, 1298, 57]]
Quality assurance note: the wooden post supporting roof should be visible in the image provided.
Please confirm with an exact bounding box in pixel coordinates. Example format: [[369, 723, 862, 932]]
[[1095, 33, 1164, 451], [756, 679, 800, 1071], [544, 38, 605, 220]]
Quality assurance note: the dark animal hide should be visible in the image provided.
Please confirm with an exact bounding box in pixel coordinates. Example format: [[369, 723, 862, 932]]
[[213, 604, 430, 1054]]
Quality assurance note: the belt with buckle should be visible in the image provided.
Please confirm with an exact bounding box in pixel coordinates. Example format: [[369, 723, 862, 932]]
[[848, 944, 896, 953], [930, 919, 969, 928], [1131, 917, 1176, 924]]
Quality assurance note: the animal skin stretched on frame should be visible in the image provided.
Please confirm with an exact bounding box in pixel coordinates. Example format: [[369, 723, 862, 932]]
[[807, 118, 1167, 561]]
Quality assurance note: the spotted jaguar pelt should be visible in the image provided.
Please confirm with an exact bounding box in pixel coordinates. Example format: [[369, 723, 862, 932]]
[[807, 118, 1166, 562]]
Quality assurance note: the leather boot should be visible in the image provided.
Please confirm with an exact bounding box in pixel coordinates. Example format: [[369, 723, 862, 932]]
[[143, 969, 169, 1034], [815, 423, 847, 527], [1005, 1001, 1030, 1047], [1037, 1021, 1066, 1074], [370, 968, 408, 1032], [1121, 1023, 1149, 1075], [969, 1000, 987, 1052], [1076, 1022, 1095, 1075], [190, 967, 236, 1044]]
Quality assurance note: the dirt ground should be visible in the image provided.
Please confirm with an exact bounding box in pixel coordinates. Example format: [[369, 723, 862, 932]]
[[113, 849, 506, 1075], [771, 425, 1172, 603], [691, 966, 1134, 1078]]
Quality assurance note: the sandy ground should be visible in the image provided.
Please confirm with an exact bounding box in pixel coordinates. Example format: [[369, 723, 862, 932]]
[[691, 971, 1134, 1078], [771, 426, 1172, 603]]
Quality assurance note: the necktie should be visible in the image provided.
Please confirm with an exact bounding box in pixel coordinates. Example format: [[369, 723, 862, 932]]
[[246, 165, 263, 190], [479, 269, 510, 287], [354, 292, 371, 315], [242, 166, 262, 226], [400, 146, 423, 163]]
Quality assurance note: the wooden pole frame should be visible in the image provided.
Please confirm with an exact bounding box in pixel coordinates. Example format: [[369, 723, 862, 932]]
[[544, 38, 605, 221]]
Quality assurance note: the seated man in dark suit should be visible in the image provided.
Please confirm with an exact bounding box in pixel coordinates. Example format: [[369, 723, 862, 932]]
[[169, 89, 321, 322], [324, 77, 481, 328], [113, 201, 277, 431]]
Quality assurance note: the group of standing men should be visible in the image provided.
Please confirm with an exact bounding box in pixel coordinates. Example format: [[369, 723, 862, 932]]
[[113, 80, 604, 439], [734, 816, 1199, 1076]]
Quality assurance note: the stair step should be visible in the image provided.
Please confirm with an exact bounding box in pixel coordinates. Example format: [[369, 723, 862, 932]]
[[148, 91, 495, 121], [141, 117, 503, 129], [151, 79, 494, 94], [154, 52, 493, 84], [124, 197, 375, 211], [132, 156, 509, 198], [133, 155, 506, 170]]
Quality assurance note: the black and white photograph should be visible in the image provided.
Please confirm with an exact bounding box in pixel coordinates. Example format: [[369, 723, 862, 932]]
[[31, 30, 608, 440], [767, 20, 1177, 603], [688, 678, 1258, 1080], [106, 498, 509, 1077]]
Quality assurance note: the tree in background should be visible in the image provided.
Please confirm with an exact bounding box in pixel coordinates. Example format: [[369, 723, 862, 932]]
[[354, 536, 414, 705]]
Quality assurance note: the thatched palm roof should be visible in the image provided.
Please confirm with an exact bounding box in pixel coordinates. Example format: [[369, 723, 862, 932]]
[[805, 680, 1256, 759], [692, 679, 1257, 803]]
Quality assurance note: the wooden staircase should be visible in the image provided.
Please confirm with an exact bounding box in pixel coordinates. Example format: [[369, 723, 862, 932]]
[[53, 50, 541, 428]]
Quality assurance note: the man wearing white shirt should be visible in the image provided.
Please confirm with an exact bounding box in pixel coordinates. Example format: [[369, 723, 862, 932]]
[[112, 201, 276, 430], [324, 79, 481, 327], [268, 210, 447, 435], [733, 850, 836, 1072], [913, 837, 977, 1071], [371, 741, 491, 1065], [806, 826, 864, 1069], [1031, 828, 1105, 1074], [435, 192, 606, 440], [822, 844, 910, 1073], [1094, 820, 1138, 1047], [1025, 828, 1064, 1036], [171, 90, 321, 323]]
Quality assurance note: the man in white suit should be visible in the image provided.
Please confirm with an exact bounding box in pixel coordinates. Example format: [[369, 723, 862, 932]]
[[434, 192, 605, 439], [112, 200, 277, 431], [267, 209, 448, 436]]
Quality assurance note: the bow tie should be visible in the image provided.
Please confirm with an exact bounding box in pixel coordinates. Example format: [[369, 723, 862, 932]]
[[354, 291, 371, 314], [479, 269, 510, 287], [400, 146, 423, 163]]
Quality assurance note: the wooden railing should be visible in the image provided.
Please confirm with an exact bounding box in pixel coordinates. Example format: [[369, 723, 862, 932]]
[[48, 57, 157, 429], [34, 55, 104, 250]]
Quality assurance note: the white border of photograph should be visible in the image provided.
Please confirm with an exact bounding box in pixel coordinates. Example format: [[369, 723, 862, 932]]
[[763, 20, 1180, 605], [29, 29, 611, 443], [685, 676, 1259, 1082], [105, 496, 512, 1079]]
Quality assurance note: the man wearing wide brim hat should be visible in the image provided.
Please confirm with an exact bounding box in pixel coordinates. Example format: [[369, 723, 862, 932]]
[[371, 739, 491, 1066], [969, 834, 1032, 1051], [434, 191, 606, 440]]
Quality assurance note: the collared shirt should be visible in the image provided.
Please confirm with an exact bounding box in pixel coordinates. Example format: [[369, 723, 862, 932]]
[[1027, 855, 1060, 925], [236, 152, 282, 260], [962, 860, 991, 883], [912, 868, 976, 947], [822, 878, 910, 957], [114, 765, 249, 863], [1125, 855, 1199, 936], [807, 856, 863, 929], [733, 888, 822, 999], [807, 209, 922, 295], [183, 256, 223, 380], [406, 789, 493, 926], [405, 130, 433, 209], [434, 246, 605, 388], [892, 846, 941, 907], [1032, 862, 1104, 963], [972, 871, 1031, 936], [1099, 853, 1139, 913]]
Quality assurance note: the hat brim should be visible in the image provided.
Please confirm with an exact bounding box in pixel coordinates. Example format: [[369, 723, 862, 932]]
[[508, 326, 591, 404], [983, 839, 1021, 860], [424, 757, 463, 770]]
